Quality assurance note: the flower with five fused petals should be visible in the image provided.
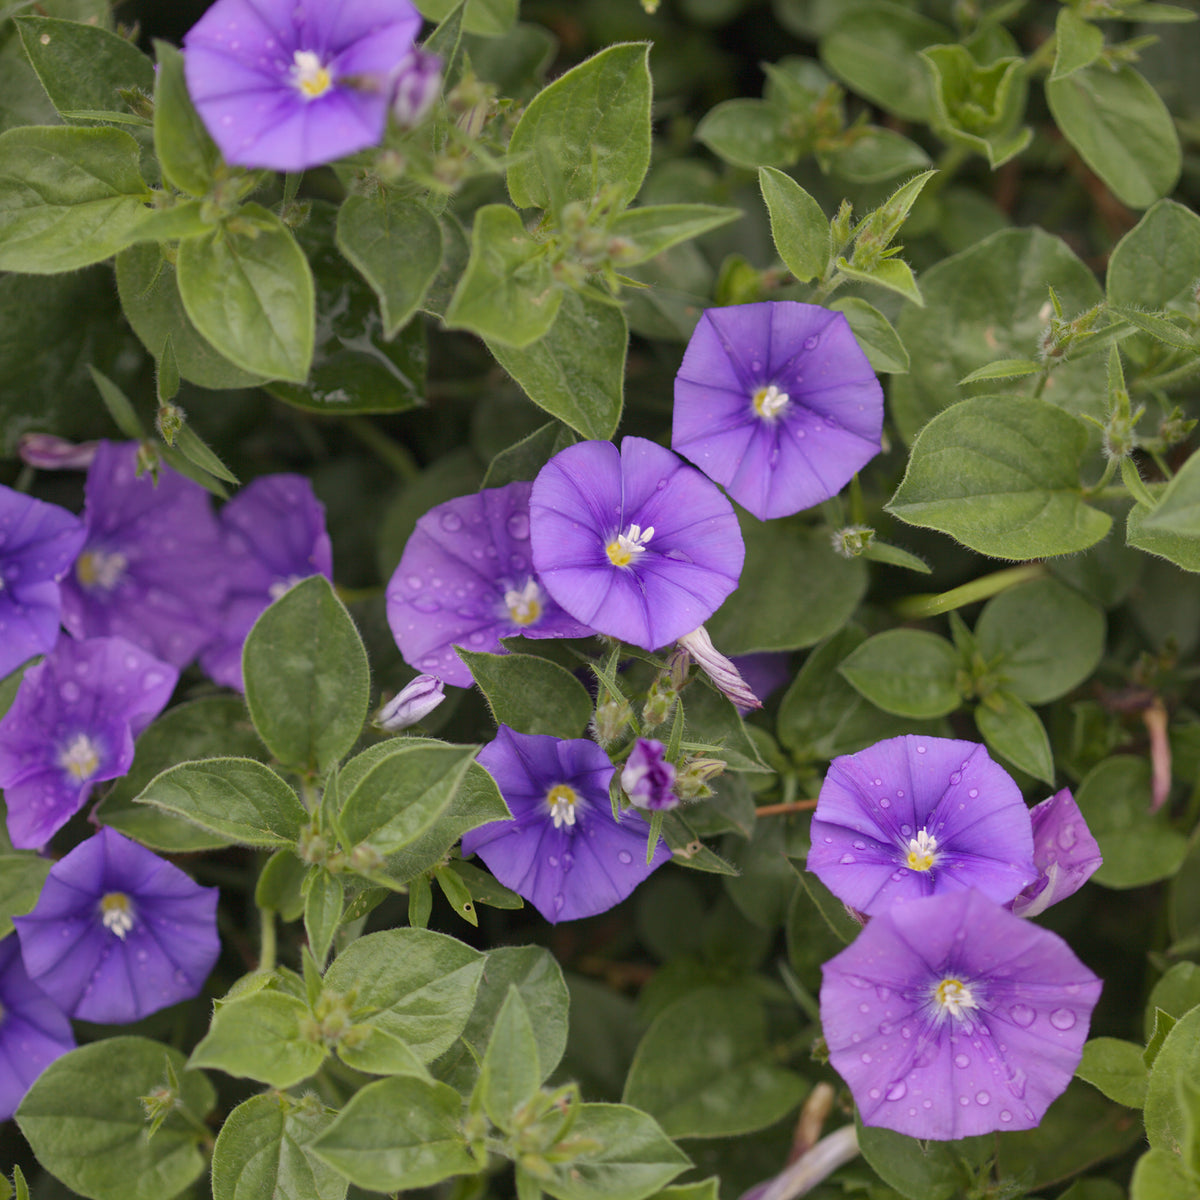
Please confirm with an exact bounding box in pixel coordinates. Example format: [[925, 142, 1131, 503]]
[[806, 735, 1037, 916], [0, 636, 177, 849], [386, 482, 591, 688], [14, 827, 220, 1024], [1011, 788, 1103, 919], [183, 0, 423, 171], [820, 889, 1101, 1139], [672, 301, 883, 520], [462, 726, 671, 923], [530, 437, 744, 652], [0, 484, 86, 680]]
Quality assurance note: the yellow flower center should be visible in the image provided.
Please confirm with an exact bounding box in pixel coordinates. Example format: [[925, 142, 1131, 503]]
[[934, 977, 977, 1019], [505, 579, 542, 627], [605, 523, 654, 568], [59, 733, 100, 782], [293, 50, 333, 99], [75, 549, 127, 591], [99, 892, 135, 939], [546, 784, 578, 829], [752, 384, 789, 419], [906, 828, 938, 871]]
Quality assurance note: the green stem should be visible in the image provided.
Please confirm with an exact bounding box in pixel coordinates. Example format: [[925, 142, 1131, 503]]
[[1136, 355, 1200, 393], [1082, 454, 1119, 496], [894, 563, 1047, 620], [345, 416, 419, 480], [258, 907, 277, 973]]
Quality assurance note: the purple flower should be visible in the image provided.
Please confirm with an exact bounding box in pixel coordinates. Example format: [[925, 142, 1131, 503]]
[[14, 828, 220, 1024], [386, 482, 591, 689], [0, 934, 75, 1121], [462, 726, 671, 923], [18, 434, 99, 472], [820, 889, 1101, 1139], [677, 626, 761, 711], [806, 736, 1037, 916], [1011, 789, 1102, 919], [0, 636, 177, 849], [376, 673, 445, 730], [391, 45, 441, 127], [730, 652, 790, 714], [621, 738, 677, 811], [199, 474, 333, 690], [183, 0, 423, 172], [0, 485, 86, 680], [59, 441, 227, 669], [530, 438, 744, 652], [672, 302, 883, 520]]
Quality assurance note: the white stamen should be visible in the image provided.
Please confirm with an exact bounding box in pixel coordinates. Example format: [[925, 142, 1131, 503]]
[[99, 892, 135, 939], [753, 384, 789, 419], [546, 783, 579, 830], [292, 50, 333, 99], [906, 828, 938, 872], [59, 733, 100, 782], [933, 977, 978, 1020], [504, 578, 542, 627], [606, 524, 655, 568], [76, 549, 128, 591]]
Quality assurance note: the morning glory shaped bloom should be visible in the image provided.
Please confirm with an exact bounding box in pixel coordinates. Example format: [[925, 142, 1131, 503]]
[[820, 889, 1101, 1139], [621, 738, 677, 811], [15, 828, 220, 1024], [0, 485, 86, 679], [462, 726, 672, 924], [0, 636, 178, 849], [387, 482, 591, 689], [0, 935, 75, 1121], [1011, 789, 1103, 919], [183, 0, 423, 172], [200, 474, 333, 690], [672, 301, 884, 520], [807, 735, 1037, 916], [59, 441, 226, 669], [530, 438, 744, 651]]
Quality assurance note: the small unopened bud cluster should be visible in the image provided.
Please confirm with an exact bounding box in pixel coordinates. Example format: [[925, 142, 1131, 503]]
[[674, 755, 725, 801], [831, 524, 874, 559], [592, 691, 632, 746]]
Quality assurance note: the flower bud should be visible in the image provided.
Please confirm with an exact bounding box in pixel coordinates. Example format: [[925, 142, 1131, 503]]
[[831, 524, 874, 559], [621, 738, 677, 811], [18, 433, 99, 471], [376, 674, 445, 730], [592, 692, 632, 746], [391, 46, 442, 128]]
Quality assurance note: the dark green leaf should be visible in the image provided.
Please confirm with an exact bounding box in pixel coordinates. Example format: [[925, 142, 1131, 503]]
[[0, 852, 50, 940], [477, 986, 541, 1130], [413, 0, 516, 36], [1078, 1038, 1149, 1108], [152, 41, 221, 197], [830, 296, 909, 373], [608, 204, 741, 266], [839, 629, 961, 719], [695, 99, 796, 169], [975, 690, 1055, 785], [190, 992, 327, 1088], [457, 649, 593, 738], [758, 167, 829, 283]]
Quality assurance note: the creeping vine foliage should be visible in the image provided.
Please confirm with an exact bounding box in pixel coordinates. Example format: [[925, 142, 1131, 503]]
[[2, 0, 1200, 1196]]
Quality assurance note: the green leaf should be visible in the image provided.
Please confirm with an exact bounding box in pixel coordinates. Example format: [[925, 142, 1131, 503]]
[[825, 126, 931, 183], [1111, 305, 1197, 351], [444, 203, 560, 348], [857, 1118, 990, 1200], [1128, 453, 1200, 572], [1108, 199, 1200, 313], [1146, 963, 1200, 1039], [323, 928, 486, 1065], [539, 1104, 691, 1200], [17, 1037, 215, 1200], [482, 420, 578, 489], [191, 991, 328, 1089], [1132, 1147, 1200, 1200], [1078, 1038, 1150, 1108], [242, 575, 370, 776], [304, 870, 344, 969], [152, 41, 221, 197], [16, 17, 154, 121], [886, 394, 1112, 558], [820, 3, 949, 121], [1053, 9, 1105, 80], [1146, 1004, 1200, 1152], [800, 870, 864, 944], [87, 363, 143, 439], [707, 518, 866, 654], [1146, 1008, 1178, 1069], [96, 696, 268, 852], [890, 227, 1106, 444], [608, 204, 741, 266], [172, 421, 239, 487], [338, 741, 478, 855], [448, 858, 524, 909], [0, 851, 50, 940], [839, 629, 961, 718], [413, 0, 516, 37], [975, 690, 1055, 785], [957, 358, 1041, 385], [211, 1094, 347, 1200], [433, 861, 478, 925], [623, 986, 807, 1139], [507, 43, 652, 212], [0, 124, 153, 272], [830, 296, 909, 373], [1046, 64, 1181, 210], [477, 986, 541, 1131], [135, 757, 309, 848], [861, 541, 931, 571], [485, 289, 626, 439], [456, 649, 593, 738], [695, 99, 796, 169], [115, 242, 266, 389], [256, 849, 308, 923], [834, 254, 923, 306], [1076, 756, 1188, 888], [309, 1075, 477, 1192], [336, 192, 443, 339], [176, 204, 315, 383], [975, 577, 1106, 704], [758, 167, 830, 283]]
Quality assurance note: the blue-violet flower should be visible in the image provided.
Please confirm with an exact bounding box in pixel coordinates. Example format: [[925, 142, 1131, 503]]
[[1011, 788, 1102, 919], [621, 738, 677, 811], [673, 301, 883, 520], [15, 827, 220, 1023], [462, 726, 671, 923], [376, 673, 445, 730]]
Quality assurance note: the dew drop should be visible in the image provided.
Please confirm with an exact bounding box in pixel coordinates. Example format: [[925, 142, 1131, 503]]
[[823, 836, 833, 843], [618, 850, 633, 865], [554, 894, 565, 911], [875, 986, 891, 1001], [885, 1081, 907, 1101], [858, 1003, 870, 1014], [959, 1095, 970, 1106], [548, 855, 559, 867], [1008, 1004, 1036, 1028], [922, 1098, 933, 1109], [976, 1091, 990, 1105], [803, 335, 819, 350], [900, 824, 912, 836], [869, 1087, 881, 1100], [916, 745, 926, 754], [1058, 824, 1078, 850], [879, 797, 891, 808], [506, 513, 530, 539], [439, 512, 463, 532], [860, 1052, 872, 1064], [949, 771, 962, 785], [1000, 1109, 1013, 1123], [968, 788, 979, 798], [853, 840, 867, 850], [954, 1053, 970, 1069], [1049, 1008, 1077, 1031], [839, 853, 856, 865]]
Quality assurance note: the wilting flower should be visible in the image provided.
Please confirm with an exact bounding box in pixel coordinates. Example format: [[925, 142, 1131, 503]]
[[59, 441, 226, 668], [672, 301, 883, 520], [183, 0, 423, 171], [820, 889, 1101, 1139], [386, 482, 591, 688], [376, 673, 445, 730], [0, 935, 75, 1121], [0, 636, 177, 849], [14, 828, 220, 1024], [17, 433, 99, 472], [200, 474, 333, 690], [621, 738, 677, 811], [462, 726, 671, 923], [1011, 789, 1102, 919], [677, 626, 761, 711], [806, 735, 1036, 916], [391, 45, 442, 126], [530, 438, 744, 652], [0, 485, 86, 679]]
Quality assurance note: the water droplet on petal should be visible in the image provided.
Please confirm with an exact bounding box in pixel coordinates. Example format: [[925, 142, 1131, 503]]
[[618, 850, 633, 864], [804, 335, 819, 350], [949, 771, 962, 785], [885, 1081, 906, 1101], [954, 1053, 970, 1069], [1008, 1004, 1036, 1028], [880, 797, 891, 808], [839, 853, 856, 865], [968, 788, 979, 798], [1049, 1008, 1077, 1030], [860, 1052, 872, 1063], [916, 745, 926, 754], [506, 513, 529, 539], [1000, 1109, 1012, 1123]]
